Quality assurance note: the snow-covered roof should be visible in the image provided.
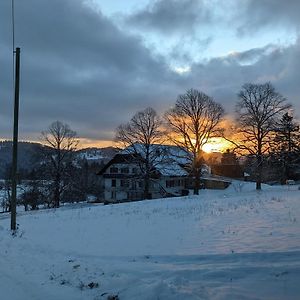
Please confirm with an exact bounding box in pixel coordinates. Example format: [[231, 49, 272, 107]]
[[122, 143, 190, 162], [155, 160, 188, 176], [114, 144, 190, 177]]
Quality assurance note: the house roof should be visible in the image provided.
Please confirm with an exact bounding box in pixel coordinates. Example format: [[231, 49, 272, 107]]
[[97, 153, 142, 175], [122, 143, 191, 163], [155, 160, 188, 176], [98, 144, 189, 177]]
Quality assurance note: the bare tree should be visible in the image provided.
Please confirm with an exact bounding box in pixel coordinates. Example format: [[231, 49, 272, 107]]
[[115, 107, 165, 199], [1, 179, 11, 213], [1, 164, 12, 213], [41, 121, 79, 207], [165, 89, 224, 195], [232, 82, 291, 189]]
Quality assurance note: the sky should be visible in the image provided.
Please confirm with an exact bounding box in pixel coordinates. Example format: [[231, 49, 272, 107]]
[[0, 0, 299, 147]]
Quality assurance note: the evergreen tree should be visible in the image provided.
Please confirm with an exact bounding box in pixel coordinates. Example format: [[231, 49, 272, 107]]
[[274, 112, 300, 182]]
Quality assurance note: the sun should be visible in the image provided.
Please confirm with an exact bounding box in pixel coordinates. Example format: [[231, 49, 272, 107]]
[[202, 137, 232, 153]]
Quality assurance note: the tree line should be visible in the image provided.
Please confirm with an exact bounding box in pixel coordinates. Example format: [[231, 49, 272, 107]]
[[116, 82, 298, 197], [1, 121, 103, 211], [1, 81, 299, 211]]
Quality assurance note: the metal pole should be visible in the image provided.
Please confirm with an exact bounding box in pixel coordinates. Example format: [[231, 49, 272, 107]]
[[11, 47, 20, 231]]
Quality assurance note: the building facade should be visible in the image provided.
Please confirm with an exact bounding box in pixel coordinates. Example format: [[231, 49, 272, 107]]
[[98, 147, 189, 202]]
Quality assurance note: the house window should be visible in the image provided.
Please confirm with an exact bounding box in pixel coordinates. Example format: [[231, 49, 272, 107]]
[[110, 167, 118, 174], [132, 168, 137, 174], [121, 167, 129, 174], [111, 191, 116, 199], [174, 180, 180, 187], [166, 180, 174, 188], [111, 179, 116, 187], [166, 179, 183, 188], [149, 181, 158, 188], [131, 181, 137, 190], [120, 179, 129, 187]]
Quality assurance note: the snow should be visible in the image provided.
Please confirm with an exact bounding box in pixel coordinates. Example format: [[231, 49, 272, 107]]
[[155, 160, 188, 176], [121, 143, 191, 176], [0, 181, 300, 299], [77, 152, 105, 160]]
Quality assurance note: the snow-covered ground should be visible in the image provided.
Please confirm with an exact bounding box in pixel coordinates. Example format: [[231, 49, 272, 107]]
[[0, 181, 299, 299]]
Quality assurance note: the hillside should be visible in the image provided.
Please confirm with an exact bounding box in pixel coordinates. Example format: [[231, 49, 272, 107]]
[[0, 141, 117, 178], [0, 182, 299, 299], [0, 141, 45, 178], [76, 147, 117, 164]]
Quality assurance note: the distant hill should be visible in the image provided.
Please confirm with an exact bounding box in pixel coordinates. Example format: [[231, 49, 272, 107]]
[[76, 147, 118, 164], [0, 141, 118, 178], [0, 141, 45, 178]]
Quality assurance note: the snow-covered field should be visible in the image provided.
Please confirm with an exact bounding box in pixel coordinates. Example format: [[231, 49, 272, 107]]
[[0, 181, 299, 299]]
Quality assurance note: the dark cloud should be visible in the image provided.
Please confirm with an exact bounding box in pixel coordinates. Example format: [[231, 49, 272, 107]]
[[236, 0, 300, 35], [0, 0, 299, 144], [124, 0, 299, 40], [226, 45, 276, 65], [125, 0, 212, 35], [0, 0, 182, 141], [186, 39, 300, 116]]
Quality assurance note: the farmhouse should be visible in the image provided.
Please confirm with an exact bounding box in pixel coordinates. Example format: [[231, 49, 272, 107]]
[[98, 144, 233, 202], [97, 145, 192, 202]]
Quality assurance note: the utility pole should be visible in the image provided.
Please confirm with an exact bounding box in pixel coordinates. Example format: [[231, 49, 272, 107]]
[[11, 47, 20, 231]]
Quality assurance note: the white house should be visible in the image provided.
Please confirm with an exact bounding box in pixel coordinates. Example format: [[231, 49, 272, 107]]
[[97, 145, 190, 202]]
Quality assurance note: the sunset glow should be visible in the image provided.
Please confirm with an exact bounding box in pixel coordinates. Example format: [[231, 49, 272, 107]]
[[77, 138, 115, 149], [202, 137, 233, 153]]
